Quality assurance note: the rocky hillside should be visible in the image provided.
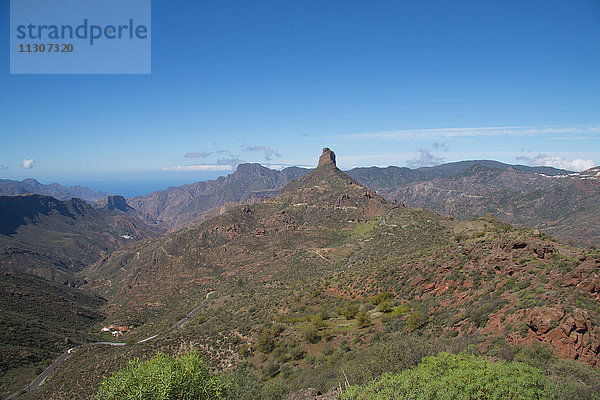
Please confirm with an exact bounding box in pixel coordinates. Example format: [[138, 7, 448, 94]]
[[378, 165, 600, 247], [0, 194, 161, 284], [0, 194, 164, 396], [86, 148, 388, 320], [24, 149, 599, 399], [0, 178, 109, 202], [347, 159, 569, 191]]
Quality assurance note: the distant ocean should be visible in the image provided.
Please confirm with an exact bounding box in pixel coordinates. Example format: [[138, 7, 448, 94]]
[[80, 180, 200, 197], [66, 172, 228, 198]]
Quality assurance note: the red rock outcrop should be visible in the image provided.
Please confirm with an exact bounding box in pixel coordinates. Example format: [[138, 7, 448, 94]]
[[506, 306, 600, 366], [562, 258, 600, 300]]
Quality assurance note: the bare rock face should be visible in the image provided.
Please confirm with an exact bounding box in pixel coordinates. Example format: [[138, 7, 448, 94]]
[[525, 306, 565, 334], [562, 258, 600, 300], [318, 148, 336, 168], [97, 195, 134, 212], [507, 306, 600, 366]]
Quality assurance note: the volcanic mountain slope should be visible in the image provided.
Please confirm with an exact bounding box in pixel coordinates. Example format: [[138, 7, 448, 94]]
[[347, 159, 569, 191], [380, 164, 600, 246], [0, 178, 109, 202], [23, 149, 600, 399], [0, 194, 161, 284], [127, 164, 310, 228], [86, 148, 388, 322]]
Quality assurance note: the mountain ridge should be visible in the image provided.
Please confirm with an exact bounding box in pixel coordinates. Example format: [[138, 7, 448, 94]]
[[124, 159, 571, 230], [0, 178, 110, 202]]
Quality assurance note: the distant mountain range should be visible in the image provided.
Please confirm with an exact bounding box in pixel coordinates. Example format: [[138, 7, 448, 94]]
[[124, 159, 600, 246], [0, 178, 109, 202], [374, 165, 600, 247], [2, 161, 596, 247], [126, 160, 571, 229], [348, 159, 571, 190]]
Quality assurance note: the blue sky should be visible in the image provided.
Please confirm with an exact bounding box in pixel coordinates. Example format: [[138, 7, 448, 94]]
[[1, 0, 600, 196]]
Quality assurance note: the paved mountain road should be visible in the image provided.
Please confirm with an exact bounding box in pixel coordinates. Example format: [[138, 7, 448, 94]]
[[341, 251, 361, 269], [4, 291, 215, 400]]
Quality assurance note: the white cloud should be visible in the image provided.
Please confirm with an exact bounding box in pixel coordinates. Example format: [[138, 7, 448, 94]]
[[185, 150, 230, 158], [331, 125, 600, 141], [242, 145, 281, 161], [185, 152, 212, 158], [516, 153, 595, 172], [406, 148, 444, 168], [431, 142, 448, 151], [216, 157, 245, 166], [161, 165, 234, 172], [21, 158, 35, 169], [260, 163, 313, 170]]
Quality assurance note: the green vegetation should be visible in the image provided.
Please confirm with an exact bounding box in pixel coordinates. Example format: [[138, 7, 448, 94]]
[[341, 304, 359, 319], [370, 292, 393, 305], [257, 326, 283, 353], [406, 310, 428, 331], [342, 352, 554, 400], [95, 351, 228, 400], [355, 310, 371, 328]]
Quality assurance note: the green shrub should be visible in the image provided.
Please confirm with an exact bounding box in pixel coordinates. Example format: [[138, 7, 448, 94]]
[[342, 352, 554, 400], [371, 292, 393, 305], [355, 310, 371, 328], [407, 310, 428, 331], [342, 304, 359, 320], [310, 313, 327, 329], [376, 300, 393, 313], [304, 325, 321, 343], [261, 379, 290, 400], [390, 304, 409, 317], [95, 351, 227, 400], [257, 325, 283, 353]]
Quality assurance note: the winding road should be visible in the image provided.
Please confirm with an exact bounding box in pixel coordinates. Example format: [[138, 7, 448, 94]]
[[4, 291, 215, 400], [380, 206, 402, 227], [341, 251, 361, 269]]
